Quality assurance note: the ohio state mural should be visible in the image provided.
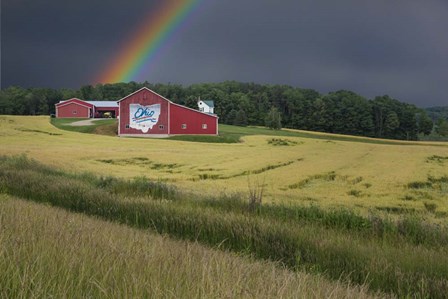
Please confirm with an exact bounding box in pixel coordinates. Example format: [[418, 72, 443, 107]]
[[129, 103, 161, 133]]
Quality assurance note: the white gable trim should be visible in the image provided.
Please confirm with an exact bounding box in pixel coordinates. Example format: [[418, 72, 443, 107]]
[[56, 99, 93, 109], [117, 87, 173, 104], [56, 97, 83, 105]]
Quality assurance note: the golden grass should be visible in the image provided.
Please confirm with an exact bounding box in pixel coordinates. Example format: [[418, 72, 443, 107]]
[[1, 115, 447, 217], [0, 194, 383, 298]]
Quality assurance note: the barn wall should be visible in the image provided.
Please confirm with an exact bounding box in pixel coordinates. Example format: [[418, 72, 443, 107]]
[[56, 102, 90, 118], [119, 89, 169, 135], [169, 104, 218, 135]]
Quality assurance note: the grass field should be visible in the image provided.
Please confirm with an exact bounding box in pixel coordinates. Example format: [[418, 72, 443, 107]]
[[2, 155, 448, 297], [0, 195, 380, 298], [2, 115, 448, 218], [1, 115, 448, 297]]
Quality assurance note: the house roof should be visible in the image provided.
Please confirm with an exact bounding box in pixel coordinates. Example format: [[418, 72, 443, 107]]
[[202, 100, 214, 108]]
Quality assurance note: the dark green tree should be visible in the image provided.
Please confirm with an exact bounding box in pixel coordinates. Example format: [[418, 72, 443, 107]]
[[265, 107, 282, 130], [0, 91, 14, 114], [309, 98, 328, 132], [226, 109, 237, 125], [417, 112, 434, 135], [37, 95, 49, 115], [60, 88, 80, 100], [322, 90, 374, 136], [384, 111, 400, 136], [436, 119, 448, 136], [233, 109, 248, 126], [426, 107, 448, 122], [80, 85, 95, 100], [184, 96, 198, 110]]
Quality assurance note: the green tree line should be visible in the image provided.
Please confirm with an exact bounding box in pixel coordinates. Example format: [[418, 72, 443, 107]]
[[0, 81, 440, 140], [425, 107, 448, 137]]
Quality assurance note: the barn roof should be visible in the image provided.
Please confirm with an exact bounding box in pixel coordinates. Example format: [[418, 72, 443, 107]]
[[117, 87, 218, 118], [170, 102, 218, 118], [57, 99, 118, 108], [117, 87, 173, 104], [55, 98, 94, 108], [86, 101, 118, 108]]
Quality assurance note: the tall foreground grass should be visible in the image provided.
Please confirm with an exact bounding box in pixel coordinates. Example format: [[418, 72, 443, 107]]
[[1, 155, 447, 297], [0, 197, 381, 298], [197, 196, 448, 248]]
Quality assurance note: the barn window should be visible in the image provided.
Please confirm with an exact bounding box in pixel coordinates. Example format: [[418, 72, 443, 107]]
[[181, 124, 187, 129], [159, 125, 164, 130], [200, 107, 204, 112], [125, 124, 130, 129], [202, 124, 207, 129], [72, 110, 77, 114]]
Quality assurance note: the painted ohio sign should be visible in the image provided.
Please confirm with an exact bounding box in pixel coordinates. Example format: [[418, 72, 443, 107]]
[[129, 103, 161, 133]]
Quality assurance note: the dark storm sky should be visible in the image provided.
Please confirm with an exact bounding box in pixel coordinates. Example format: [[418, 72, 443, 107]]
[[2, 0, 447, 107]]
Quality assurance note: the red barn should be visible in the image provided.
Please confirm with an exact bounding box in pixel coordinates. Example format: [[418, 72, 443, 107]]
[[55, 99, 119, 118], [118, 87, 218, 137]]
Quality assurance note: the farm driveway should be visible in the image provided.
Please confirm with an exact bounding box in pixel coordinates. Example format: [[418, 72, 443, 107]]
[[69, 119, 111, 126]]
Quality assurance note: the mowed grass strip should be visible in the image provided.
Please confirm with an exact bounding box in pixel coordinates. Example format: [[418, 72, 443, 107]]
[[50, 118, 117, 135], [217, 124, 448, 147], [0, 196, 382, 299], [1, 156, 447, 297]]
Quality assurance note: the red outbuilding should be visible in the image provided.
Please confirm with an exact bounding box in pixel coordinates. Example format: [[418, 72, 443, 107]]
[[55, 98, 94, 118], [118, 87, 218, 137], [55, 99, 119, 118]]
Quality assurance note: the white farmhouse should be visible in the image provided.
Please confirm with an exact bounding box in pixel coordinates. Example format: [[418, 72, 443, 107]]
[[198, 100, 215, 114]]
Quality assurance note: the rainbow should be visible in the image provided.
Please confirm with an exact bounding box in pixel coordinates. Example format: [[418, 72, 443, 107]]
[[97, 0, 201, 84]]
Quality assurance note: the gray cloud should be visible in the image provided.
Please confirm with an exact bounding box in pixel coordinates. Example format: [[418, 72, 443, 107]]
[[2, 0, 447, 107]]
